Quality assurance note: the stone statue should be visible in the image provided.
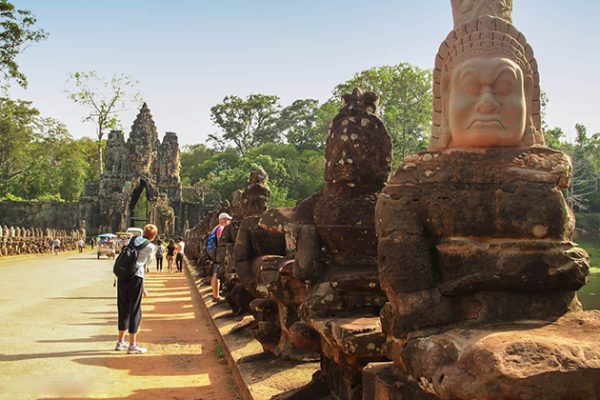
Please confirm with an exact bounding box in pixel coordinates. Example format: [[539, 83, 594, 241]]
[[273, 89, 392, 400], [371, 2, 600, 399], [231, 169, 288, 353]]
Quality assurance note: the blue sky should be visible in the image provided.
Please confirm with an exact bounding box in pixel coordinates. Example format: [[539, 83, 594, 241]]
[[8, 0, 600, 146]]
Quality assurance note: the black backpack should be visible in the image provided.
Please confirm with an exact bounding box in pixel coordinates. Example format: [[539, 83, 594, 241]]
[[113, 236, 150, 280]]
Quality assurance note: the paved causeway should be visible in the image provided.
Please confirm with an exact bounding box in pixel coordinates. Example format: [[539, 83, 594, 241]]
[[0, 251, 236, 400]]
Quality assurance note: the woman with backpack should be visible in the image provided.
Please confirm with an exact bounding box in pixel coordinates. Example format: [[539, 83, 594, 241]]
[[155, 239, 165, 273], [166, 239, 176, 273], [114, 224, 157, 354]]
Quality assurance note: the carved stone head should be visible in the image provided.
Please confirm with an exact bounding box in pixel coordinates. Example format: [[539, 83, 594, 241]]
[[324, 88, 392, 191], [429, 12, 543, 150], [241, 168, 271, 217]]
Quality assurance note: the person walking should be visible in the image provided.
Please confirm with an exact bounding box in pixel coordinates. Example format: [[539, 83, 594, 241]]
[[155, 239, 164, 273], [52, 238, 61, 255], [78, 238, 84, 253], [114, 224, 157, 355], [209, 213, 232, 302], [175, 237, 185, 273], [166, 239, 176, 273]]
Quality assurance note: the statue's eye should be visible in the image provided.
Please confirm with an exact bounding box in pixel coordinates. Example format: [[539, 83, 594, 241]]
[[462, 79, 480, 96], [494, 73, 516, 95]]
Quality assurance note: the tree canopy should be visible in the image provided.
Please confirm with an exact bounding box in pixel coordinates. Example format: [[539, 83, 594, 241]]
[[65, 71, 140, 177], [0, 0, 47, 88]]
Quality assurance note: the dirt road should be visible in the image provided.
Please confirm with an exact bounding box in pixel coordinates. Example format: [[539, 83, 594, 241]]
[[0, 251, 237, 400]]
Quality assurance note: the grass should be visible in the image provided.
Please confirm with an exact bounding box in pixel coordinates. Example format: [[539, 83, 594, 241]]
[[577, 238, 600, 274], [214, 342, 224, 359]]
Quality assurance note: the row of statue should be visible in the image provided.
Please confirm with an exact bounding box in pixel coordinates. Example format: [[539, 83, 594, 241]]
[[185, 2, 600, 399], [0, 225, 85, 257]]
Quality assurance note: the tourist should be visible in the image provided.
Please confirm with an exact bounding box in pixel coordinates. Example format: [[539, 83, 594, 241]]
[[115, 223, 157, 354], [155, 239, 164, 273], [90, 238, 95, 249], [52, 238, 61, 255], [78, 238, 84, 253], [166, 239, 176, 273], [210, 213, 232, 302], [175, 237, 185, 272]]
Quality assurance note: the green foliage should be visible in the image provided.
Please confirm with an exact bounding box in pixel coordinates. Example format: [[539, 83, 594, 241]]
[[333, 63, 432, 161], [181, 142, 324, 208], [575, 213, 600, 239], [0, 97, 39, 195], [0, 1, 47, 88], [0, 97, 96, 201], [180, 144, 215, 186], [560, 124, 600, 211], [209, 94, 281, 154], [279, 99, 323, 151]]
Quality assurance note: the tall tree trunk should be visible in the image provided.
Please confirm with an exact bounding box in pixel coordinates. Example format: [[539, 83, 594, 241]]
[[97, 142, 103, 177]]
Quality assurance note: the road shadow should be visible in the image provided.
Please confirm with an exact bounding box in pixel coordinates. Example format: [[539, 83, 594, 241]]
[[37, 335, 114, 344], [0, 349, 115, 362], [41, 384, 224, 400], [48, 297, 115, 300]]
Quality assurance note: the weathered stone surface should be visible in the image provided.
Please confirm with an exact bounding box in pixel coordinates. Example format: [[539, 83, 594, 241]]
[[387, 311, 600, 400], [378, 140, 588, 338], [274, 89, 393, 400], [362, 362, 439, 400]]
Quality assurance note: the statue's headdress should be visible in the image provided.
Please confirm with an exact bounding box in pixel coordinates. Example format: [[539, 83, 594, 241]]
[[429, 0, 544, 150]]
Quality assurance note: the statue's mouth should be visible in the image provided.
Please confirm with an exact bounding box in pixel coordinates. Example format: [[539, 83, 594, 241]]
[[468, 119, 505, 129]]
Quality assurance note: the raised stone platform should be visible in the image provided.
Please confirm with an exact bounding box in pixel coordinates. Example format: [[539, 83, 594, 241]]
[[186, 260, 319, 399]]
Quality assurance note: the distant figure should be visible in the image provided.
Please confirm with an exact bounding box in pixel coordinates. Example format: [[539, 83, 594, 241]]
[[166, 239, 176, 273], [155, 239, 164, 273], [51, 238, 61, 255], [90, 238, 96, 249], [210, 213, 232, 302], [115, 224, 157, 354], [78, 238, 84, 253], [176, 237, 185, 273]]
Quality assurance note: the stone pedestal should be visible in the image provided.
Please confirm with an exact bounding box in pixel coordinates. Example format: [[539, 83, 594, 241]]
[[384, 311, 600, 400]]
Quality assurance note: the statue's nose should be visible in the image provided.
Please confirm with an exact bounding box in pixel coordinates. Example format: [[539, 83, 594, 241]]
[[476, 89, 500, 114]]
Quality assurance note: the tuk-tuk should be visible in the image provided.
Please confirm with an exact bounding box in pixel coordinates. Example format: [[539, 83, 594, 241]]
[[97, 233, 117, 259], [115, 232, 134, 254]]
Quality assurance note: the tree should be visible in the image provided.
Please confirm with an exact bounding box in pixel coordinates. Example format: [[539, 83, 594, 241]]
[[333, 63, 432, 162], [180, 143, 215, 186], [209, 94, 281, 155], [65, 71, 140, 177], [278, 99, 323, 151], [563, 124, 600, 211], [0, 1, 47, 88], [0, 97, 39, 196]]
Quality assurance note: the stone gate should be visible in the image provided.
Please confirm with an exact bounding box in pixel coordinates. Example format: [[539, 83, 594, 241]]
[[80, 103, 219, 237]]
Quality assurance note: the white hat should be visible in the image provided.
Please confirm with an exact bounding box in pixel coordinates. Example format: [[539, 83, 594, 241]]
[[218, 212, 233, 220]]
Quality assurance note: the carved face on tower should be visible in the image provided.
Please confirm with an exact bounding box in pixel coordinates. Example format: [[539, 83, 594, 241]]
[[447, 56, 532, 148]]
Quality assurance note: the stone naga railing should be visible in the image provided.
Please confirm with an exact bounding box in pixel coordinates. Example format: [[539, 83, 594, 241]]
[[0, 225, 85, 257]]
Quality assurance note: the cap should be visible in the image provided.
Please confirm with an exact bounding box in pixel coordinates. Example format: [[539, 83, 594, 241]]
[[218, 212, 233, 220]]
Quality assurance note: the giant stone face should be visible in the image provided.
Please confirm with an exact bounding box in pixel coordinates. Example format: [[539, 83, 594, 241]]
[[447, 57, 531, 148]]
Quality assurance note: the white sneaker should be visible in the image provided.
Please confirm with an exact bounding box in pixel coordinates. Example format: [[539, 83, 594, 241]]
[[127, 344, 147, 354], [114, 341, 128, 351]]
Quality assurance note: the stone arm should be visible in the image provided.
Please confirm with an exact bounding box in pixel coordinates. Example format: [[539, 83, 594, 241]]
[[292, 224, 324, 283], [233, 218, 257, 292]]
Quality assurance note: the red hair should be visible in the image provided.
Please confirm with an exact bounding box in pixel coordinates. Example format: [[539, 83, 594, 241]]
[[143, 224, 158, 240]]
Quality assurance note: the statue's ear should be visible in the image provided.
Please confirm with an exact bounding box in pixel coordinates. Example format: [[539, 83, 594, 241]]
[[524, 74, 534, 102]]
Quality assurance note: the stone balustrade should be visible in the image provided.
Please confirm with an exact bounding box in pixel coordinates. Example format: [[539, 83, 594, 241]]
[[0, 224, 85, 257]]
